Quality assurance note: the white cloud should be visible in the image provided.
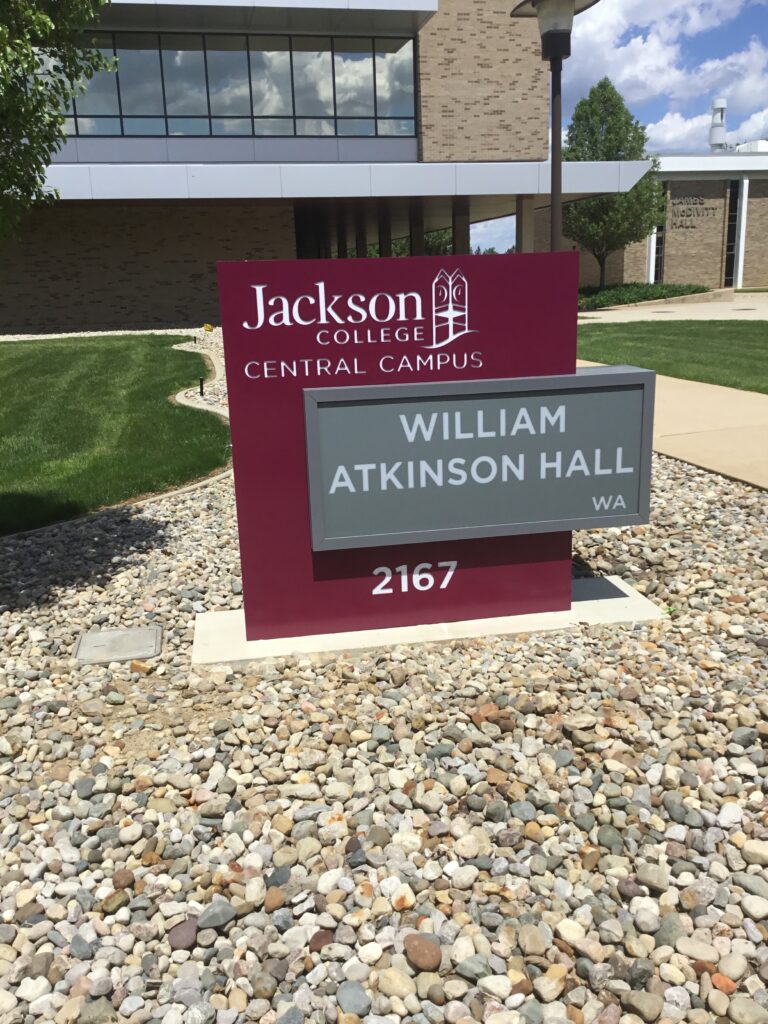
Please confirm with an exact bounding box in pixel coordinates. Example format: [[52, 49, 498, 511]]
[[568, 0, 768, 139], [471, 217, 516, 252], [647, 106, 768, 151]]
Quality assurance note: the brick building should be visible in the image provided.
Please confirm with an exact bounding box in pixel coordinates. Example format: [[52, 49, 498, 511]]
[[565, 149, 768, 290], [0, 0, 649, 332]]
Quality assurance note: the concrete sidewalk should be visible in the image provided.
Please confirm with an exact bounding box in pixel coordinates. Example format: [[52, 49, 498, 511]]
[[579, 360, 768, 488], [579, 291, 768, 324]]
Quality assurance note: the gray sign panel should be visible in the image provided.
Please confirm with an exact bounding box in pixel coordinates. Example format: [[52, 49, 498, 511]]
[[304, 366, 655, 551]]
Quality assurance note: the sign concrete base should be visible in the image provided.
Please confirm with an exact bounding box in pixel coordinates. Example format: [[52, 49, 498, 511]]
[[191, 576, 662, 665]]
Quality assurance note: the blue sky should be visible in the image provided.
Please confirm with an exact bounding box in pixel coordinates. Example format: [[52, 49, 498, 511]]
[[472, 0, 767, 250]]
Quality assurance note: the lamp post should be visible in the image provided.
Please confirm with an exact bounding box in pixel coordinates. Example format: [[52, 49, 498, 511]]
[[511, 0, 601, 253]]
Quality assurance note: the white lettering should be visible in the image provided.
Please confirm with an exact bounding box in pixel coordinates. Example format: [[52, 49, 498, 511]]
[[380, 462, 404, 490], [566, 449, 590, 477], [369, 293, 396, 323], [448, 458, 467, 485], [541, 452, 562, 478], [541, 404, 566, 433], [330, 466, 355, 494], [501, 454, 525, 481], [400, 412, 439, 443], [616, 447, 634, 474], [470, 456, 498, 484], [354, 464, 376, 492], [511, 408, 536, 436]]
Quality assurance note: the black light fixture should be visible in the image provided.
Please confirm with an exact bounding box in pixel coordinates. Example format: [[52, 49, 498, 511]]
[[511, 0, 601, 252]]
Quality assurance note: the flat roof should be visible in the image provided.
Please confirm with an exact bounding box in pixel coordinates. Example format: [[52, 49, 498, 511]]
[[656, 153, 768, 178]]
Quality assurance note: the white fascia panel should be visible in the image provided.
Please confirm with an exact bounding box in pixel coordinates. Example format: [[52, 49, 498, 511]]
[[47, 165, 93, 200], [111, 0, 438, 8], [47, 160, 652, 201], [657, 154, 768, 177], [370, 162, 455, 196], [456, 163, 539, 196], [618, 160, 653, 191], [188, 164, 282, 199], [89, 164, 188, 199], [281, 163, 372, 198]]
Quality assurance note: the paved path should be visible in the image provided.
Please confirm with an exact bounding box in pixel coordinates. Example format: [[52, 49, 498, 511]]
[[579, 291, 768, 323], [577, 292, 767, 488], [579, 360, 768, 488]]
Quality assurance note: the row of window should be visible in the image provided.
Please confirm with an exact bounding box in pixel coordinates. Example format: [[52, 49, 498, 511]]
[[66, 32, 416, 138]]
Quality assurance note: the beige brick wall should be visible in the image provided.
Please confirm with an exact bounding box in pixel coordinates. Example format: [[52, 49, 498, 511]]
[[743, 180, 768, 288], [418, 2, 548, 162], [0, 201, 295, 333], [533, 208, 624, 287], [661, 181, 728, 287], [623, 240, 648, 282]]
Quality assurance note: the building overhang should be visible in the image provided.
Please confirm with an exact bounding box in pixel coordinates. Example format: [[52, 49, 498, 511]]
[[46, 159, 651, 207], [655, 154, 768, 181], [97, 0, 438, 34]]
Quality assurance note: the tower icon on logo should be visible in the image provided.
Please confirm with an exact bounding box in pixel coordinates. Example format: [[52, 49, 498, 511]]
[[427, 269, 475, 349]]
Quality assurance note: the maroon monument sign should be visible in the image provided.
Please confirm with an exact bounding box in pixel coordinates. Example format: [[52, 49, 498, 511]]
[[218, 253, 578, 641]]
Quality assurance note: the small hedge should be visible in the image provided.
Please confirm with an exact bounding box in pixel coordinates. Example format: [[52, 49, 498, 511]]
[[578, 282, 709, 312]]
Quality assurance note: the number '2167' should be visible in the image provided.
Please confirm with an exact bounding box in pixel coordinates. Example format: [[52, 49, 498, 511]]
[[372, 561, 458, 596]]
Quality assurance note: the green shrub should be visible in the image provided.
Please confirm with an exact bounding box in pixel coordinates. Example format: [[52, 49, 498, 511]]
[[578, 282, 708, 311]]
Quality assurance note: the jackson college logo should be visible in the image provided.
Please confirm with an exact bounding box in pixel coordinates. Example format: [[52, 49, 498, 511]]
[[242, 268, 478, 350], [427, 270, 476, 350]]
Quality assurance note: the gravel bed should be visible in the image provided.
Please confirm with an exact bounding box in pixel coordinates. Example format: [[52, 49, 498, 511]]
[[0, 344, 766, 1024]]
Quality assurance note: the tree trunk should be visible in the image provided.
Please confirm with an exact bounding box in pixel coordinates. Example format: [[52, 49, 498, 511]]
[[598, 255, 607, 289]]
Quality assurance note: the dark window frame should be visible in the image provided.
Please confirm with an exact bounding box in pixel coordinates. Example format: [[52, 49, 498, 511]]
[[70, 30, 417, 139]]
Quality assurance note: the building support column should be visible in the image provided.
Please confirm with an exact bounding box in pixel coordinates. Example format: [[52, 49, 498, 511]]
[[452, 196, 471, 255], [734, 177, 750, 289], [378, 201, 392, 258], [355, 203, 368, 258], [409, 200, 425, 256], [336, 206, 348, 259], [515, 196, 535, 253], [647, 227, 657, 284]]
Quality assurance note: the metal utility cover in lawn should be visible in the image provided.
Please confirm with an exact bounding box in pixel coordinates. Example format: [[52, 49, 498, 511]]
[[305, 367, 655, 550], [75, 625, 162, 665]]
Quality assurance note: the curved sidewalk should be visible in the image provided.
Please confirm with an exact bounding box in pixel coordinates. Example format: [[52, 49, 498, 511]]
[[578, 291, 768, 324]]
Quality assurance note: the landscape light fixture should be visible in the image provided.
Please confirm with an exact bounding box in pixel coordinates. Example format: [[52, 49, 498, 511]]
[[511, 0, 602, 252]]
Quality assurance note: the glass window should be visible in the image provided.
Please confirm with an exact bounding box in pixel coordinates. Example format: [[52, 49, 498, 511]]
[[64, 117, 76, 135], [207, 36, 250, 116], [337, 118, 375, 136], [168, 117, 210, 135], [76, 35, 119, 116], [212, 117, 252, 135], [254, 118, 294, 136], [375, 38, 414, 118], [296, 117, 334, 136], [72, 31, 416, 139], [77, 116, 121, 135], [250, 36, 292, 117], [122, 117, 165, 135], [334, 39, 374, 117], [116, 34, 163, 115], [162, 35, 208, 116], [292, 37, 333, 116], [376, 117, 415, 136]]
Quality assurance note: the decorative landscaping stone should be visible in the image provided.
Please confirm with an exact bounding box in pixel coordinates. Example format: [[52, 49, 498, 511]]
[[0, 404, 765, 1024]]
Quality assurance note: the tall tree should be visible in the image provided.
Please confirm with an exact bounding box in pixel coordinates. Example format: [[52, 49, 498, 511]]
[[563, 78, 665, 287], [0, 0, 110, 238]]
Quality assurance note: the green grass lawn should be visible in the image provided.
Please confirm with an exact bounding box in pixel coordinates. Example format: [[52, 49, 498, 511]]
[[578, 321, 768, 395], [0, 334, 230, 535]]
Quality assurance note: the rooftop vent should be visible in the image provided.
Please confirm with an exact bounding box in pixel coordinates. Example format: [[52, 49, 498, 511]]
[[710, 97, 727, 151]]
